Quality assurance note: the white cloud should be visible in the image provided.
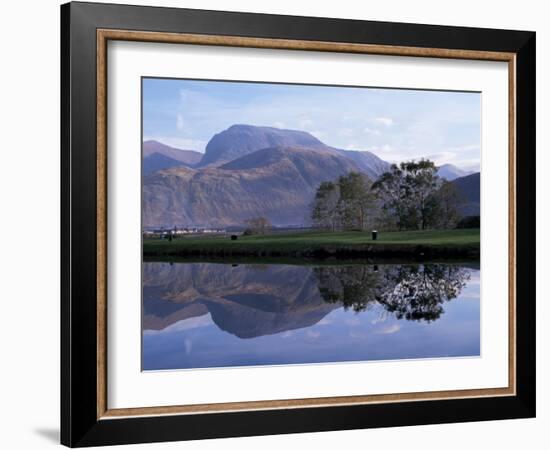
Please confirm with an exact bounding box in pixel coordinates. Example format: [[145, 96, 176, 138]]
[[425, 151, 458, 166], [345, 317, 361, 327], [143, 136, 207, 152], [317, 318, 332, 326], [363, 127, 381, 136], [308, 130, 325, 139], [450, 144, 480, 152], [377, 324, 401, 335], [179, 89, 188, 102], [306, 330, 321, 339], [368, 117, 394, 127], [176, 113, 185, 131], [370, 312, 388, 324], [425, 144, 481, 171], [273, 121, 286, 129], [349, 331, 367, 339], [299, 117, 314, 128], [361, 144, 396, 154], [184, 338, 193, 354], [338, 128, 355, 137], [378, 144, 394, 153]]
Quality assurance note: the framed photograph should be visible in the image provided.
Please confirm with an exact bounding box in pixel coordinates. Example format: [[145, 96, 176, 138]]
[[61, 1, 536, 447]]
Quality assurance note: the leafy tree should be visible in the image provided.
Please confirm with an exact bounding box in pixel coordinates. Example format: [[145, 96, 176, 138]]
[[315, 264, 470, 322], [373, 159, 448, 230], [377, 264, 470, 322], [315, 265, 382, 312], [337, 172, 377, 230], [456, 215, 480, 229], [311, 172, 376, 231], [312, 159, 465, 232], [432, 180, 464, 229], [401, 159, 439, 230]]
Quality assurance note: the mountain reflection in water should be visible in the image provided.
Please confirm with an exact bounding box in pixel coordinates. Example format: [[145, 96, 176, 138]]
[[142, 262, 480, 370]]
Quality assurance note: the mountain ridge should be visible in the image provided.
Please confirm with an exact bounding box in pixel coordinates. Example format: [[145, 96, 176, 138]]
[[198, 124, 329, 167], [143, 140, 203, 174], [142, 125, 478, 227], [196, 124, 391, 179]]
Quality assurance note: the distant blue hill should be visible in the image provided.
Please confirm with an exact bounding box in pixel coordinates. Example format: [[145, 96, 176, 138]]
[[437, 163, 474, 181], [143, 140, 202, 174], [451, 172, 480, 216]]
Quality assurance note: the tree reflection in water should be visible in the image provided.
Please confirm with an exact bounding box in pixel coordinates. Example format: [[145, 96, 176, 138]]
[[315, 264, 470, 322]]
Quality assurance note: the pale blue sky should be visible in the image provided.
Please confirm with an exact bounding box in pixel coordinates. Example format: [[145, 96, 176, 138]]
[[143, 78, 481, 171]]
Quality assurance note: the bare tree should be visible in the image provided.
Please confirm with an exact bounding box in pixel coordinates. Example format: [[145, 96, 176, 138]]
[[311, 181, 340, 230], [244, 216, 272, 234]]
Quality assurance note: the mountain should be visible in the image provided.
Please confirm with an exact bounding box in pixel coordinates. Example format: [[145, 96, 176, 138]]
[[143, 262, 469, 336], [451, 172, 480, 216], [197, 124, 390, 178], [142, 125, 397, 227], [142, 262, 338, 338], [143, 140, 202, 174], [143, 146, 363, 227], [337, 149, 391, 180], [197, 124, 329, 167], [437, 163, 473, 181], [142, 153, 188, 175]]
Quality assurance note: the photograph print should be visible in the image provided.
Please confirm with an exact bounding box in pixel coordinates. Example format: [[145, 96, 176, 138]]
[[141, 78, 481, 371]]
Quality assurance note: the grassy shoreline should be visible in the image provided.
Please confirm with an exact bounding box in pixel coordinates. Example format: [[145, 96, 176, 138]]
[[143, 229, 480, 260]]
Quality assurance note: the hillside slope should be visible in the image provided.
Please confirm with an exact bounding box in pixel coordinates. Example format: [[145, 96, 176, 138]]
[[452, 172, 480, 216], [143, 146, 364, 227], [143, 140, 202, 174]]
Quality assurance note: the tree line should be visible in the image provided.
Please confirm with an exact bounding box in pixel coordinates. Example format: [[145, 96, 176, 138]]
[[311, 159, 464, 231], [315, 263, 470, 321]]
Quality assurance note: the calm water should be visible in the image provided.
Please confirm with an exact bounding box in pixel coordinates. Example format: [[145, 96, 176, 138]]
[[142, 261, 480, 370]]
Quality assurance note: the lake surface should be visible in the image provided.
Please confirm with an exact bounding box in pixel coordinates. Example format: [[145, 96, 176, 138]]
[[142, 261, 480, 370]]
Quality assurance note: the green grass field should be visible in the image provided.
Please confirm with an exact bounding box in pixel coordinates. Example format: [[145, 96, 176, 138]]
[[143, 228, 480, 258]]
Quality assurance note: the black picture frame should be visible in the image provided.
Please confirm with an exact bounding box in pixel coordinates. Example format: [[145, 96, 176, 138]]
[[61, 1, 536, 447]]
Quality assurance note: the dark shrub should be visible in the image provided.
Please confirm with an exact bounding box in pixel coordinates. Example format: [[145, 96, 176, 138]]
[[456, 215, 480, 229], [242, 228, 254, 236]]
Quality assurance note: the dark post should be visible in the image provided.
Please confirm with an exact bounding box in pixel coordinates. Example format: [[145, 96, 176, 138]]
[[372, 230, 378, 241]]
